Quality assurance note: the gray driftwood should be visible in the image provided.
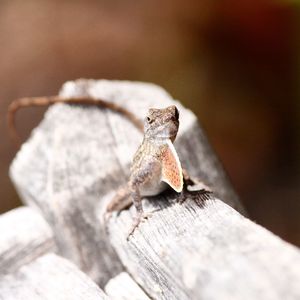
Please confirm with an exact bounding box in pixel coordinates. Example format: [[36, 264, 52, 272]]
[[105, 272, 150, 300], [0, 207, 55, 275], [0, 253, 108, 300], [8, 79, 300, 299], [108, 197, 300, 299], [10, 79, 241, 286]]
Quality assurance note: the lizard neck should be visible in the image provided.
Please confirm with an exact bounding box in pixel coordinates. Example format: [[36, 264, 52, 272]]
[[143, 135, 175, 145], [140, 137, 174, 159]]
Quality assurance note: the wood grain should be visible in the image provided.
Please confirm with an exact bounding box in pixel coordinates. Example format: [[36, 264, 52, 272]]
[[0, 207, 55, 275], [107, 195, 300, 300], [0, 253, 108, 300]]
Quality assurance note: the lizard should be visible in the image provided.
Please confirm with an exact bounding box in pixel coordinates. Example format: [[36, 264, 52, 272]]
[[8, 95, 212, 238]]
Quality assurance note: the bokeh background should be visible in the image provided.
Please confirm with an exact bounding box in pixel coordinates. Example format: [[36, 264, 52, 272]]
[[1, 0, 300, 246]]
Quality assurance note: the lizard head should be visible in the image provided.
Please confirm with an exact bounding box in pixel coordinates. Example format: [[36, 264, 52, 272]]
[[144, 105, 179, 141]]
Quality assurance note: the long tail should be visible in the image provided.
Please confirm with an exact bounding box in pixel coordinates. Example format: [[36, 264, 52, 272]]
[[7, 96, 144, 146]]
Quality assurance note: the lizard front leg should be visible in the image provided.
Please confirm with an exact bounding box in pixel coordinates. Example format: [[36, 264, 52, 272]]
[[127, 185, 146, 239], [127, 184, 154, 240], [126, 159, 161, 239], [105, 182, 152, 240]]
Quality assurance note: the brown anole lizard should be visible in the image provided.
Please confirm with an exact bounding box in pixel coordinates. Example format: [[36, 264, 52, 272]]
[[8, 96, 212, 239]]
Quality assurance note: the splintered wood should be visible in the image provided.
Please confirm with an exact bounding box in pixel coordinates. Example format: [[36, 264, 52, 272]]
[[3, 79, 300, 300]]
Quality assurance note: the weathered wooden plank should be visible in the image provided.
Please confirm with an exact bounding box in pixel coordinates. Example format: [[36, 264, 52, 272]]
[[9, 79, 241, 286], [0, 206, 55, 275], [107, 195, 300, 300], [105, 272, 150, 300], [0, 253, 108, 300], [8, 79, 300, 299]]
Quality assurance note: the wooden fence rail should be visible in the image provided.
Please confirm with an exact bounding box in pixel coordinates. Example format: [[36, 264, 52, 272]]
[[1, 79, 299, 299]]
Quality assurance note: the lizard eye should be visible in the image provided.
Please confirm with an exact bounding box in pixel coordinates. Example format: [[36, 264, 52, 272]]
[[147, 116, 153, 123]]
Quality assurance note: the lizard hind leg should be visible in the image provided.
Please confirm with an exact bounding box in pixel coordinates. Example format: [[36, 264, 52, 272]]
[[102, 184, 132, 237], [101, 185, 132, 234], [103, 185, 132, 226], [106, 185, 132, 213]]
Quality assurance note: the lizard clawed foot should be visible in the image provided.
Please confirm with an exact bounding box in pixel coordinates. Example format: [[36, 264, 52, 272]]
[[195, 189, 213, 201], [126, 211, 152, 240]]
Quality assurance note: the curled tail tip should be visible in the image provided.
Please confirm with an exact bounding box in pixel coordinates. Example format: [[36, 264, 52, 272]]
[[7, 100, 22, 149]]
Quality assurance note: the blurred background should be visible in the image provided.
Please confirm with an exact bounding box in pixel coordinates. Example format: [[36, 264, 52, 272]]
[[0, 0, 299, 246]]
